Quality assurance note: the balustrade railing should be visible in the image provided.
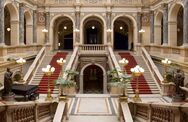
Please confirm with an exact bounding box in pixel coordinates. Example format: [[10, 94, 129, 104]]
[[79, 44, 107, 53], [25, 47, 46, 84], [129, 102, 188, 122], [141, 47, 162, 89], [144, 45, 188, 62], [0, 101, 68, 122]]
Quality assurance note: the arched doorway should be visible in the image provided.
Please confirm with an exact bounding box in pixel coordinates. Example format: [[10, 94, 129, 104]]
[[24, 11, 33, 45], [4, 6, 11, 45], [53, 16, 73, 50], [83, 17, 103, 44], [4, 3, 19, 46], [177, 6, 183, 46], [155, 11, 163, 45], [83, 65, 103, 93], [169, 4, 184, 46], [113, 17, 133, 50]]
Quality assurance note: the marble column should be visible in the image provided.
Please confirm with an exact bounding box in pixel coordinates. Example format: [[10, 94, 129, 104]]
[[137, 12, 142, 43], [33, 10, 37, 44], [45, 12, 50, 44], [0, 0, 5, 45], [150, 11, 154, 44], [106, 11, 111, 43], [183, 0, 188, 46], [162, 4, 168, 45], [19, 3, 25, 45], [75, 11, 80, 43]]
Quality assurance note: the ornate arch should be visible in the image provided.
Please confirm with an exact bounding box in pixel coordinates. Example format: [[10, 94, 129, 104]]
[[112, 14, 137, 50], [168, 3, 184, 46], [80, 14, 106, 44], [49, 14, 75, 49], [79, 63, 107, 93]]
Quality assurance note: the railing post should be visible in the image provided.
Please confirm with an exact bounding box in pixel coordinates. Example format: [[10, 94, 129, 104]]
[[34, 103, 38, 122]]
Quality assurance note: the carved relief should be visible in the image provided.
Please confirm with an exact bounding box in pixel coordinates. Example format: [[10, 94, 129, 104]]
[[142, 13, 150, 26], [37, 12, 45, 25]]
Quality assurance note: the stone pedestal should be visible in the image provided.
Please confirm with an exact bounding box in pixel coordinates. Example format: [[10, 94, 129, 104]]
[[161, 82, 175, 96], [2, 92, 15, 101]]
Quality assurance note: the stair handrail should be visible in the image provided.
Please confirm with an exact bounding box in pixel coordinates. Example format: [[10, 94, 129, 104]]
[[24, 47, 46, 84], [53, 101, 68, 122], [141, 47, 163, 86], [53, 47, 79, 122], [119, 102, 133, 122], [62, 46, 79, 79], [108, 46, 133, 121], [108, 46, 122, 76]]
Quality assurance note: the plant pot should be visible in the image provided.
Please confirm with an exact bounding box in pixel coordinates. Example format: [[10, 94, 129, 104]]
[[110, 86, 123, 94], [62, 86, 76, 95]]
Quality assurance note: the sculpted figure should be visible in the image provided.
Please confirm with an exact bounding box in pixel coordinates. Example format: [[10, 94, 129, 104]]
[[173, 69, 185, 95], [3, 68, 13, 95]]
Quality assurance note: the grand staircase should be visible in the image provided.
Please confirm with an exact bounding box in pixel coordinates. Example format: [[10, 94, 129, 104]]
[[29, 52, 69, 94], [117, 52, 160, 95]]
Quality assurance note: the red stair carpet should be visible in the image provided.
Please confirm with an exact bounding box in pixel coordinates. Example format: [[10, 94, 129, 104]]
[[38, 52, 68, 94], [119, 52, 152, 94]]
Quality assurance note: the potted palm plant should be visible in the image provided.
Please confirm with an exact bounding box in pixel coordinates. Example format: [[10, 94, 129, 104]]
[[107, 69, 132, 100], [56, 69, 79, 95]]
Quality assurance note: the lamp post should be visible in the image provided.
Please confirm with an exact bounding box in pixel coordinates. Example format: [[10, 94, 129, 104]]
[[16, 58, 26, 82], [119, 58, 129, 68], [161, 58, 171, 83], [42, 65, 55, 101], [56, 58, 66, 100], [119, 58, 129, 101], [131, 65, 144, 102], [42, 28, 48, 44], [139, 29, 145, 44]]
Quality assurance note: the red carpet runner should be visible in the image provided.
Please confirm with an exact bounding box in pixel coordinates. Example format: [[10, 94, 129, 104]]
[[119, 52, 152, 94], [38, 52, 68, 94]]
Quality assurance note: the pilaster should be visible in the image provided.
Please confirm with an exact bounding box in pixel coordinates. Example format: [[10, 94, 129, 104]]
[[162, 4, 168, 45], [33, 10, 37, 44], [137, 12, 142, 43], [0, 0, 5, 46], [19, 3, 25, 45], [150, 11, 154, 44]]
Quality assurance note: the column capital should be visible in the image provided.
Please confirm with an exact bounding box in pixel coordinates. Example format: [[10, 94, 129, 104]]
[[161, 3, 168, 10]]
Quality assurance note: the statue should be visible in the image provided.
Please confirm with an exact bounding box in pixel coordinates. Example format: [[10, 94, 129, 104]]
[[3, 68, 13, 96], [172, 68, 185, 101]]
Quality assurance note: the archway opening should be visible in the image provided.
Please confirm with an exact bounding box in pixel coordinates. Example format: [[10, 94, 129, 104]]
[[113, 17, 133, 50], [83, 17, 103, 44], [83, 65, 103, 93], [155, 12, 163, 45], [177, 6, 183, 46], [54, 17, 73, 50], [4, 6, 11, 45]]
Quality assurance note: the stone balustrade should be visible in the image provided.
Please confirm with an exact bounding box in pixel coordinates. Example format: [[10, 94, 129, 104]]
[[79, 44, 107, 54], [141, 47, 162, 90], [24, 47, 46, 84], [128, 102, 188, 122], [144, 45, 188, 62], [0, 101, 62, 122]]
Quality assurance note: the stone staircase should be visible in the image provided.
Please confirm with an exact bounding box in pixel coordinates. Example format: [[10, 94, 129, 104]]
[[115, 51, 160, 95], [133, 55, 160, 94], [29, 51, 72, 94]]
